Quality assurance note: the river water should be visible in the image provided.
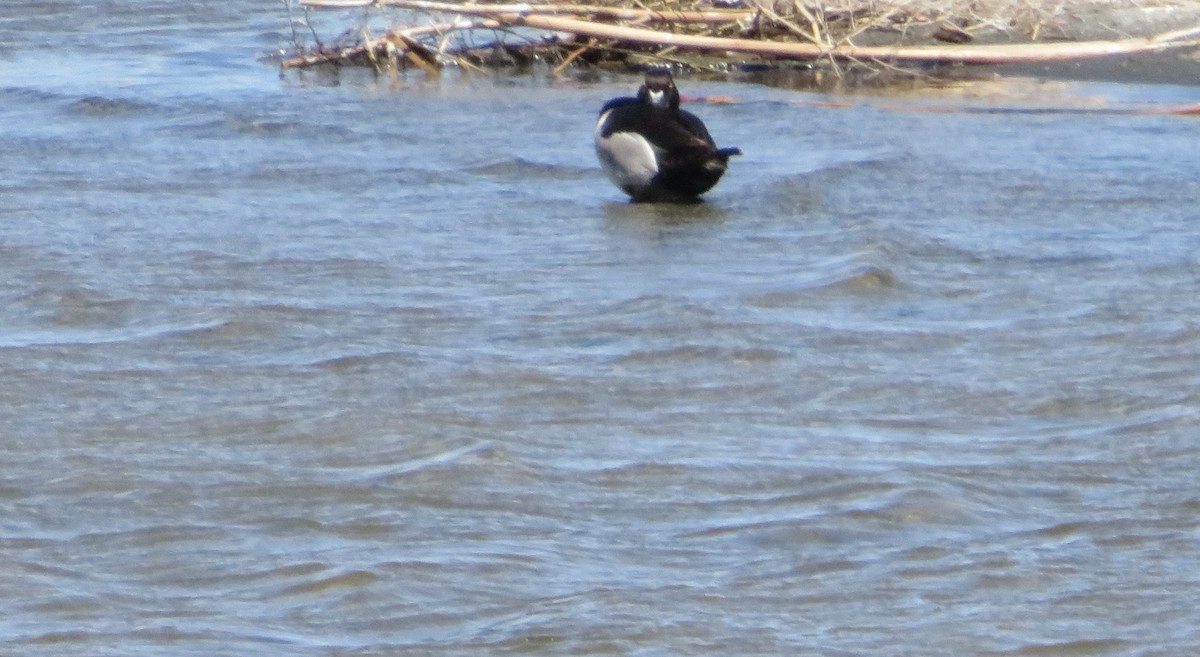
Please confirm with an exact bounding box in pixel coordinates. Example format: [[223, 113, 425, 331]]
[[3, 1, 1200, 655]]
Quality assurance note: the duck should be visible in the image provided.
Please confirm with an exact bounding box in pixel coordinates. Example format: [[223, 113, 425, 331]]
[[594, 69, 741, 202]]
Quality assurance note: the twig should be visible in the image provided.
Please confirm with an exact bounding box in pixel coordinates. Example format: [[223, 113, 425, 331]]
[[791, 1, 824, 45], [392, 31, 441, 74], [554, 38, 598, 75], [757, 4, 822, 46], [362, 27, 382, 72], [303, 5, 322, 47], [283, 0, 303, 52]]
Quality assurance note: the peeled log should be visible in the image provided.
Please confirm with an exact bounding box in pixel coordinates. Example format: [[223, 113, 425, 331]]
[[502, 13, 1200, 64]]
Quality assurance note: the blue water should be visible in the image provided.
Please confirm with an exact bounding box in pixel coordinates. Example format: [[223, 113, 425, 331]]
[[2, 1, 1200, 655]]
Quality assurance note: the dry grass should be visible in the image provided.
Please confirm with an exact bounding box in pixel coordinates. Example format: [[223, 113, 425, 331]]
[[598, 0, 1199, 45], [283, 0, 1200, 74]]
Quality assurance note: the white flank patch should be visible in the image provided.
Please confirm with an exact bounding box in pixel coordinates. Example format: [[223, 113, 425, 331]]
[[595, 112, 658, 195]]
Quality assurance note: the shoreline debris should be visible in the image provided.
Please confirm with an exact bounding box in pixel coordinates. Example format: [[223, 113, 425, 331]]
[[280, 0, 1200, 78]]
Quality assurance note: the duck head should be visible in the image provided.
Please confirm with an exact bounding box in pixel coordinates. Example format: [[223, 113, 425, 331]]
[[636, 68, 680, 111]]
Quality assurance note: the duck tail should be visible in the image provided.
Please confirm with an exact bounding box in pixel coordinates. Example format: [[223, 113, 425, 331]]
[[716, 147, 742, 160]]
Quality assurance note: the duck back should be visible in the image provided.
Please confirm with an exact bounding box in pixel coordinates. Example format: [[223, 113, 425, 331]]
[[594, 71, 740, 202]]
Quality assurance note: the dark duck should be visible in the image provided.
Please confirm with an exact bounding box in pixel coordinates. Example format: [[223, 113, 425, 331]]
[[595, 69, 741, 202]]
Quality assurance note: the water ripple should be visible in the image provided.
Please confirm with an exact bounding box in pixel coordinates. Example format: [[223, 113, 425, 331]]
[[68, 95, 159, 116], [4, 12, 1200, 655], [0, 320, 225, 348]]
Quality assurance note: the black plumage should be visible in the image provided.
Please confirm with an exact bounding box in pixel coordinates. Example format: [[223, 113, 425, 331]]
[[595, 70, 741, 202]]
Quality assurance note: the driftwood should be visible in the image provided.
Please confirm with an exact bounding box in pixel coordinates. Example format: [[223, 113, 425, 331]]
[[301, 0, 750, 23], [491, 14, 1200, 64], [285, 0, 1200, 70]]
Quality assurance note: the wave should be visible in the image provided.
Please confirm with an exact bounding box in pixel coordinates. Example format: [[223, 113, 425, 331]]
[[743, 262, 900, 307], [183, 116, 356, 141], [464, 157, 595, 180], [613, 344, 790, 365], [0, 85, 70, 105], [68, 95, 160, 116], [0, 319, 226, 349]]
